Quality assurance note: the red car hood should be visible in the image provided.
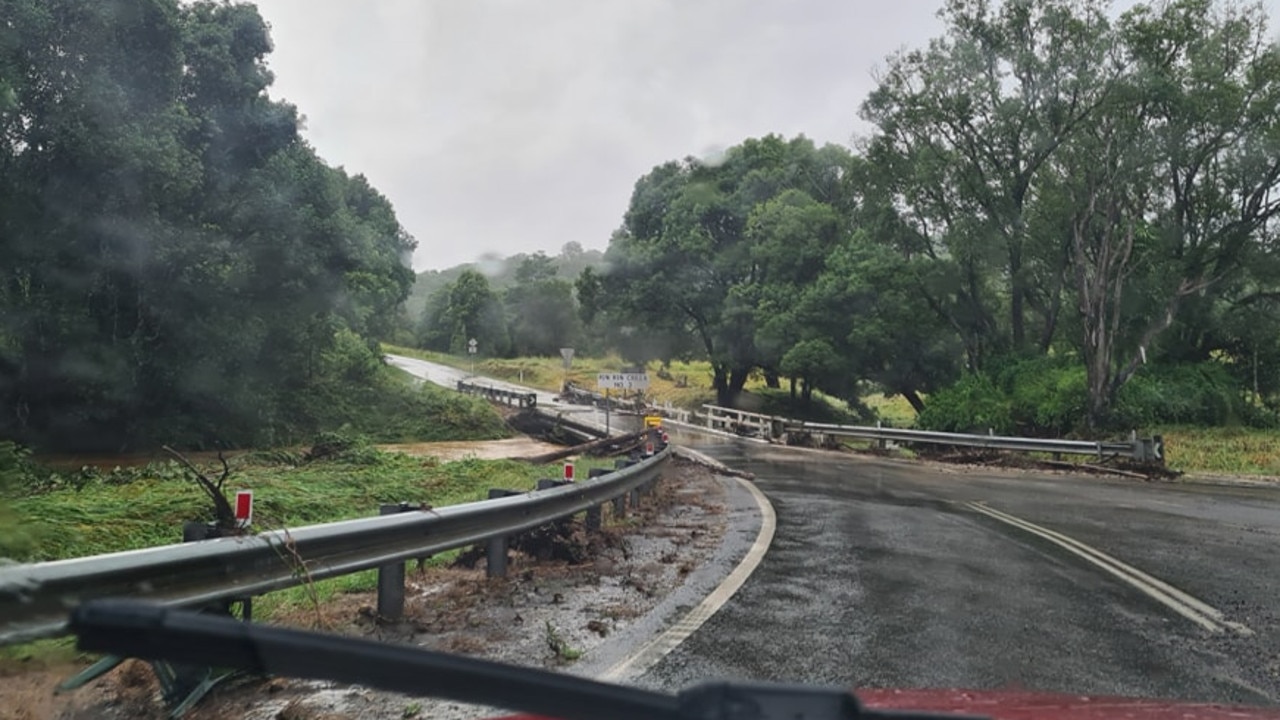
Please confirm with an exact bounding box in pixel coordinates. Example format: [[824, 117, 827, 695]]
[[488, 688, 1280, 720]]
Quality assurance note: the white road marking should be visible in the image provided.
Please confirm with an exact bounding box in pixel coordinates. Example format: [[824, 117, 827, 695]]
[[966, 501, 1252, 636], [599, 476, 778, 682]]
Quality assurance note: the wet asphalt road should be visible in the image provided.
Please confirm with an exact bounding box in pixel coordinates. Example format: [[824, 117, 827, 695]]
[[386, 357, 1280, 706], [639, 433, 1280, 707]]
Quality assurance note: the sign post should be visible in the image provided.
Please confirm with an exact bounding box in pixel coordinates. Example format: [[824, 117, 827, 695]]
[[559, 347, 574, 394], [596, 373, 650, 436]]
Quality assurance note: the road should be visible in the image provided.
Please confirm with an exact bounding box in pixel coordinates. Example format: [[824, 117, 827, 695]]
[[640, 432, 1280, 707], [389, 355, 1280, 707]]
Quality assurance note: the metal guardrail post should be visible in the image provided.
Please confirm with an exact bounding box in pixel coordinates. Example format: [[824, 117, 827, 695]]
[[376, 503, 413, 621], [586, 469, 609, 531], [486, 535, 508, 578], [485, 489, 522, 578]]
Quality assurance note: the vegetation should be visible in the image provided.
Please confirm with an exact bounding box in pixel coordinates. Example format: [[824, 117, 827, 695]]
[[1, 441, 566, 562], [0, 0, 416, 453], [403, 242, 605, 327], [411, 0, 1280, 439]]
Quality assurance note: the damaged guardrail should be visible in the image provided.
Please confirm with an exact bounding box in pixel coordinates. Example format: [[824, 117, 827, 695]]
[[677, 404, 1164, 464]]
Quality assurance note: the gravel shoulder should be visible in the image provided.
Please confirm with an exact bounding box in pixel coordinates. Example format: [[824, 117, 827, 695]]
[[8, 457, 762, 720]]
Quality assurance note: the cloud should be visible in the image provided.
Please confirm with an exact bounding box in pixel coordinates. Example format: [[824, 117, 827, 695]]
[[248, 0, 1280, 271]]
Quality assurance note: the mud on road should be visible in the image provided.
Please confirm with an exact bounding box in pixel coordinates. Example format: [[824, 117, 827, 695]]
[[1, 458, 738, 720]]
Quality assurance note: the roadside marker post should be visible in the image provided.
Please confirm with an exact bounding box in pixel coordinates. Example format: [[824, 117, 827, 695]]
[[234, 491, 253, 528], [564, 461, 575, 482]]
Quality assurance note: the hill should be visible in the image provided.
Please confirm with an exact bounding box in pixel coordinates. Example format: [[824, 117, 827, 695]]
[[405, 242, 605, 319]]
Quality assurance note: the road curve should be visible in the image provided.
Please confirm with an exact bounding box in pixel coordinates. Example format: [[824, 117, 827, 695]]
[[386, 354, 1280, 706], [638, 432, 1280, 707]]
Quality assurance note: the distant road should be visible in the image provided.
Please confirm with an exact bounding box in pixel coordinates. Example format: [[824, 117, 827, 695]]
[[386, 354, 563, 408]]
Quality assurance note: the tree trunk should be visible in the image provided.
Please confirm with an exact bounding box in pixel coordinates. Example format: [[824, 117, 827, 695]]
[[901, 390, 926, 415], [713, 364, 731, 406], [764, 369, 780, 389], [1009, 244, 1026, 349], [789, 376, 796, 401], [727, 366, 751, 406], [1071, 182, 1135, 430], [801, 378, 813, 405]]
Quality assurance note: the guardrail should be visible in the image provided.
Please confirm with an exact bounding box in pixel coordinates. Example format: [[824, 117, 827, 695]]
[[680, 404, 1163, 463], [456, 380, 538, 408], [0, 448, 670, 646]]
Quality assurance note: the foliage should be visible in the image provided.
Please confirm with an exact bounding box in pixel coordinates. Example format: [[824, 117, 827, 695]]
[[1, 448, 550, 563], [588, 0, 1280, 433], [417, 255, 581, 359], [292, 362, 509, 445], [603, 135, 857, 406], [0, 441, 40, 558], [402, 242, 605, 321], [919, 356, 1266, 436], [1113, 363, 1268, 430], [0, 0, 416, 453], [916, 373, 1015, 436]]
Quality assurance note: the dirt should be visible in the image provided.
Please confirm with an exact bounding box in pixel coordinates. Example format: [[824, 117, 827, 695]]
[[3, 459, 729, 720]]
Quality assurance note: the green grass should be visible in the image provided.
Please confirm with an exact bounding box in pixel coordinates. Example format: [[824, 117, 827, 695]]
[[1, 444, 627, 662], [2, 448, 619, 563], [1155, 426, 1280, 477], [863, 392, 920, 428], [303, 361, 510, 444]]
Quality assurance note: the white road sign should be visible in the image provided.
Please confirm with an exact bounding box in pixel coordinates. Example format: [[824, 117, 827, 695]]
[[597, 372, 650, 390]]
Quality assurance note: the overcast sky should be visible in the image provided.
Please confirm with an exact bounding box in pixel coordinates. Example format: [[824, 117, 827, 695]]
[[249, 1, 1280, 272]]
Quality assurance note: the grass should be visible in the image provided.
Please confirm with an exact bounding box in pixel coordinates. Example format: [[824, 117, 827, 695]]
[[4, 448, 623, 563], [863, 392, 920, 428], [1155, 426, 1280, 477], [0, 443, 626, 664], [303, 361, 511, 444]]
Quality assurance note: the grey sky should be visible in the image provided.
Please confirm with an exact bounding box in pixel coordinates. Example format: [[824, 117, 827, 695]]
[[249, 1, 1280, 272]]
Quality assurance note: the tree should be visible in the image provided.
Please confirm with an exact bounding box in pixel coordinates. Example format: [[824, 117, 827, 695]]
[[605, 136, 855, 405], [1046, 0, 1280, 425], [860, 0, 1115, 363], [504, 278, 580, 357], [0, 0, 417, 451]]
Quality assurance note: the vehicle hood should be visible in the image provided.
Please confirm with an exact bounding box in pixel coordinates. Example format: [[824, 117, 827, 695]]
[[488, 687, 1280, 720], [856, 688, 1280, 719]]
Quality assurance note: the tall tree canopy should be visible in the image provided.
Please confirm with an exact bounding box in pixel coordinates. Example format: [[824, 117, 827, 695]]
[[0, 0, 416, 451], [597, 0, 1280, 429]]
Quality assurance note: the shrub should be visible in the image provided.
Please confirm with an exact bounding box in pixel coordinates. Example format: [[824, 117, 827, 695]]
[[1113, 362, 1252, 428], [919, 356, 1263, 436], [916, 373, 1014, 435]]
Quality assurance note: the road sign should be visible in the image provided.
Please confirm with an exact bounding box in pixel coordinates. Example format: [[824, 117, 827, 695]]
[[560, 347, 574, 369], [468, 338, 478, 355], [234, 490, 253, 527], [597, 372, 650, 390]]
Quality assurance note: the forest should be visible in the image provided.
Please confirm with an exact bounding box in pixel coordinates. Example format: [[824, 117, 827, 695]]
[[1, 0, 418, 452], [418, 0, 1280, 436]]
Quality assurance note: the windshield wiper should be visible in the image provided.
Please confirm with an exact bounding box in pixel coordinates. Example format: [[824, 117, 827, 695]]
[[70, 600, 984, 720]]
